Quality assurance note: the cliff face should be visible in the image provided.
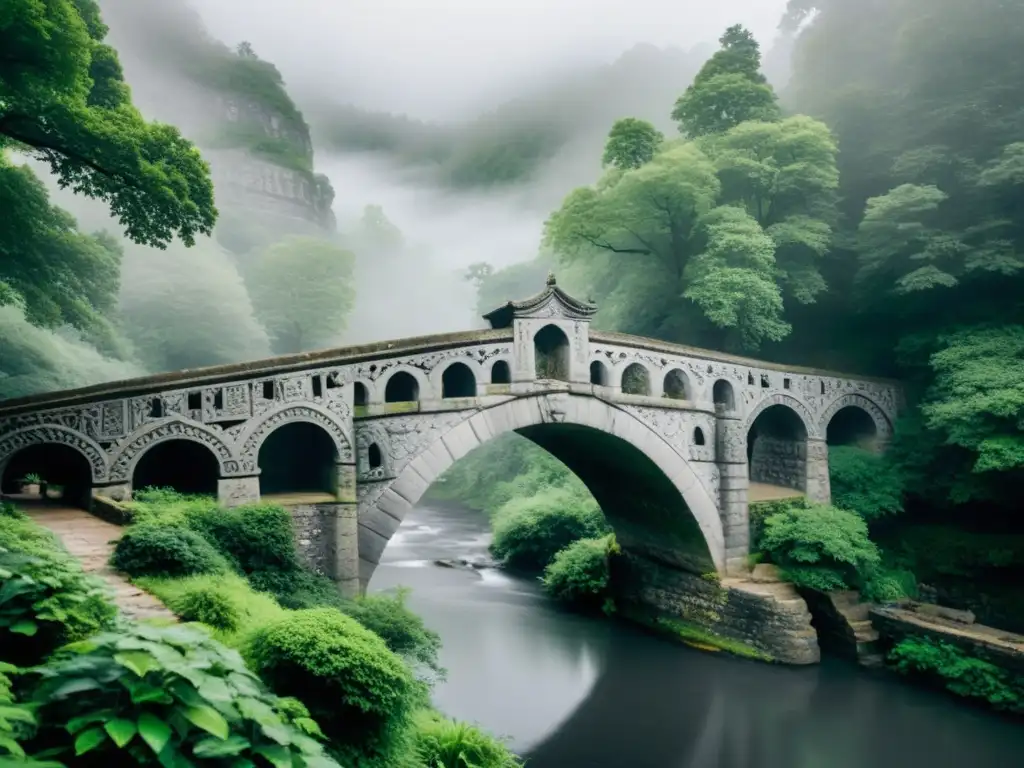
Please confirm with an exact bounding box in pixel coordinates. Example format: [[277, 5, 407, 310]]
[[97, 0, 335, 251]]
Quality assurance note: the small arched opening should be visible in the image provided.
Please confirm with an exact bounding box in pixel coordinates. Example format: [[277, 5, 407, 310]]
[[827, 406, 879, 450], [693, 427, 706, 446], [259, 422, 337, 497], [491, 360, 511, 385], [747, 405, 809, 494], [534, 324, 570, 381], [712, 379, 735, 411], [442, 363, 477, 398], [385, 371, 419, 403], [1, 443, 94, 508], [590, 361, 609, 386], [621, 364, 651, 396], [664, 369, 691, 400], [368, 443, 383, 470], [353, 382, 369, 407], [132, 440, 220, 496]]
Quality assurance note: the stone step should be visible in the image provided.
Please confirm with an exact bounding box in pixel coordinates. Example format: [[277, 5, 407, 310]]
[[838, 602, 872, 622], [856, 629, 880, 644], [831, 590, 862, 607]]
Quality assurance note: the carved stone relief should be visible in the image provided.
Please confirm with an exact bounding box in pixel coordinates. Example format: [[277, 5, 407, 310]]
[[238, 404, 353, 473], [0, 426, 108, 482], [108, 418, 237, 483]]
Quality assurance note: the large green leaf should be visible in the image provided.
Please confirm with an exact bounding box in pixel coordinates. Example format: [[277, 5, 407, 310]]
[[192, 734, 251, 757], [138, 712, 173, 754], [183, 704, 230, 740], [114, 650, 159, 677], [74, 726, 108, 755], [9, 619, 38, 636], [105, 717, 138, 748]]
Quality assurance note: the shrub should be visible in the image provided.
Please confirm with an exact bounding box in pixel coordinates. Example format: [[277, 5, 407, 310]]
[[26, 622, 341, 766], [888, 636, 1024, 713], [172, 585, 242, 632], [338, 589, 443, 676], [828, 446, 904, 520], [542, 535, 620, 611], [0, 517, 116, 666], [860, 564, 918, 604], [490, 488, 609, 572], [110, 524, 229, 578], [187, 503, 300, 575], [411, 710, 523, 768], [759, 502, 881, 592], [126, 488, 220, 528], [246, 607, 417, 762], [248, 566, 343, 610]]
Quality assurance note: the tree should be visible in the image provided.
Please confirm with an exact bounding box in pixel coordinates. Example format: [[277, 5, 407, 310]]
[[546, 140, 792, 350], [0, 155, 125, 356], [248, 237, 357, 355], [672, 25, 780, 137], [602, 118, 663, 170], [704, 116, 839, 304], [0, 0, 216, 248]]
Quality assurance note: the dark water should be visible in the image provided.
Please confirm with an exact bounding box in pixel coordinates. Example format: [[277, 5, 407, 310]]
[[369, 505, 1024, 768]]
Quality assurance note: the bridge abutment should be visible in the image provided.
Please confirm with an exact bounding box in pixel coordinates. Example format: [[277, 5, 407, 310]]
[[804, 438, 831, 505]]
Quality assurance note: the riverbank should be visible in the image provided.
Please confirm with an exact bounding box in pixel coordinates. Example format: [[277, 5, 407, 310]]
[[371, 503, 1024, 766]]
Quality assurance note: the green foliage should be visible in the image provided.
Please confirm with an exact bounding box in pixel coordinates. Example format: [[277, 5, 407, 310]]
[[0, 513, 116, 666], [758, 502, 881, 593], [888, 636, 1024, 713], [247, 237, 357, 355], [541, 535, 620, 611], [602, 118, 663, 170], [859, 565, 918, 605], [0, 156, 124, 355], [26, 622, 340, 766], [0, 663, 39, 761], [110, 524, 229, 579], [245, 608, 417, 763], [410, 710, 523, 768], [172, 586, 241, 632], [490, 489, 610, 573], [136, 573, 287, 649], [544, 34, 839, 352], [828, 446, 904, 520], [185, 502, 300, 576], [0, 0, 216, 247], [337, 590, 443, 677], [672, 25, 780, 138]]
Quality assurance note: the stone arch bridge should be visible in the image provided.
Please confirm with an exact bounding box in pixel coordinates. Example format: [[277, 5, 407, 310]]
[[0, 276, 901, 614]]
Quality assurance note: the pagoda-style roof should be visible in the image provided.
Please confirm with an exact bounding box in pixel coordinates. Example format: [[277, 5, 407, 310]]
[[482, 273, 599, 329]]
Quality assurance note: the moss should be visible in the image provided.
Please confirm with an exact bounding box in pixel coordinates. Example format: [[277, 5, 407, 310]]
[[378, 401, 420, 414], [621, 605, 773, 662]]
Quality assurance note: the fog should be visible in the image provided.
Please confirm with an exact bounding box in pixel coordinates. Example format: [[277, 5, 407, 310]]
[[194, 0, 788, 119], [5, 0, 794, 397]]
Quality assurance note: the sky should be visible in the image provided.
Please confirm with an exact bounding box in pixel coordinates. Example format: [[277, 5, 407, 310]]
[[193, 0, 789, 120]]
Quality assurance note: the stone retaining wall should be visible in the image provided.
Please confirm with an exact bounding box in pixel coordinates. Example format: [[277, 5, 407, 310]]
[[614, 553, 820, 665], [289, 503, 337, 577]]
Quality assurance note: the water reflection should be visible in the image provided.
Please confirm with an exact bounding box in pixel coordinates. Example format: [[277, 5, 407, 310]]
[[371, 505, 1024, 768]]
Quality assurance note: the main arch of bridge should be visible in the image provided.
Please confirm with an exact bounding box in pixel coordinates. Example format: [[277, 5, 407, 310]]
[[356, 392, 724, 589]]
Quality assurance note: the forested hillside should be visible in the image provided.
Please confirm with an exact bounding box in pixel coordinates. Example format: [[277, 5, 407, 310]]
[[453, 0, 1024, 632]]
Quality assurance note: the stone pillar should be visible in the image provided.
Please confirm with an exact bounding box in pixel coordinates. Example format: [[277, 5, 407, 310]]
[[804, 438, 831, 504], [715, 406, 750, 574], [332, 504, 360, 598], [218, 475, 260, 508], [333, 461, 360, 598]]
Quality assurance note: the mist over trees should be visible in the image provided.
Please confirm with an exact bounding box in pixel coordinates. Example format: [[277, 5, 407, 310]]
[[4, 0, 1024, 536]]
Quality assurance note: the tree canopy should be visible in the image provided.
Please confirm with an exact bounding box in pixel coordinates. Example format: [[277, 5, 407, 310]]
[[0, 0, 216, 248]]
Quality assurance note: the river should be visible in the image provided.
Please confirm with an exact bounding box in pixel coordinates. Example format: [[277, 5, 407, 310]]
[[369, 504, 1024, 768]]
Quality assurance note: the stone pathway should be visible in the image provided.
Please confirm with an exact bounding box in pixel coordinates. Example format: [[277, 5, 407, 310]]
[[14, 499, 175, 622]]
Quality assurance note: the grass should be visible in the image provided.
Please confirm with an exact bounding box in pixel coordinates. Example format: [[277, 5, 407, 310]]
[[135, 572, 286, 648]]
